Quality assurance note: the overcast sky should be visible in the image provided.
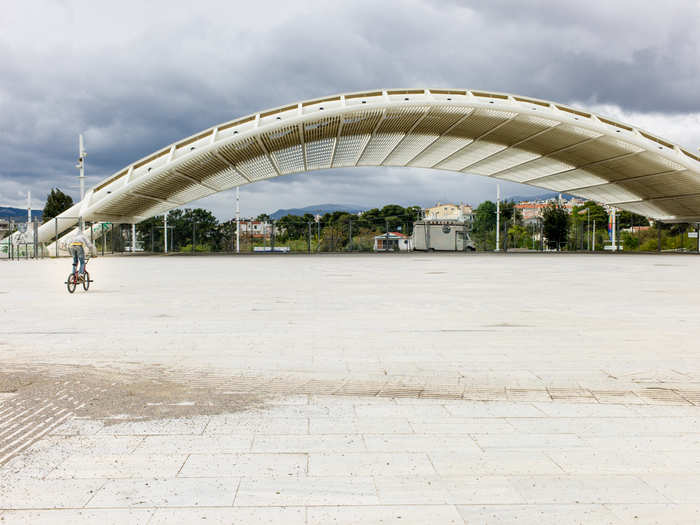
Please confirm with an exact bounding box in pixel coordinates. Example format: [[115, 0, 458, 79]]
[[1, 0, 699, 218]]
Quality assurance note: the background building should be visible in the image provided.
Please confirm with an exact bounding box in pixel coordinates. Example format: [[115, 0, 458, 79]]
[[373, 232, 413, 252], [424, 203, 473, 222]]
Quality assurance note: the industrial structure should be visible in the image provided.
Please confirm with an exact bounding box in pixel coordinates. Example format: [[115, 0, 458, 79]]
[[23, 88, 700, 251]]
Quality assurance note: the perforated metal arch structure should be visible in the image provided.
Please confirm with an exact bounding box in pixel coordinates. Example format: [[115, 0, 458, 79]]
[[38, 88, 700, 242]]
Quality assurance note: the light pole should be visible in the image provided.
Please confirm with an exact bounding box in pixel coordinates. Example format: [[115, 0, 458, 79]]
[[76, 134, 87, 201], [586, 207, 590, 251], [495, 184, 500, 252], [236, 187, 240, 254], [592, 220, 596, 251]]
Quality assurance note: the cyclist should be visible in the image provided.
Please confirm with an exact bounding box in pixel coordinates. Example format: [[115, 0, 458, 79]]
[[67, 230, 96, 277]]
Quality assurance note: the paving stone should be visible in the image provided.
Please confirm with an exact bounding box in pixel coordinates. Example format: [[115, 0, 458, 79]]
[[149, 506, 306, 524], [509, 475, 668, 504], [441, 476, 524, 504], [409, 418, 516, 434], [372, 477, 450, 504], [234, 477, 378, 506], [641, 476, 700, 503], [134, 434, 253, 455], [309, 452, 436, 477], [456, 503, 619, 524], [532, 402, 637, 418], [0, 478, 106, 509], [47, 454, 187, 479], [88, 477, 236, 507], [205, 416, 308, 435], [363, 434, 480, 453], [309, 417, 413, 434], [307, 504, 464, 524], [430, 450, 564, 476], [97, 416, 209, 436], [606, 503, 700, 524], [179, 453, 307, 478], [445, 401, 545, 418], [252, 434, 365, 453], [473, 433, 586, 450], [0, 509, 154, 524]]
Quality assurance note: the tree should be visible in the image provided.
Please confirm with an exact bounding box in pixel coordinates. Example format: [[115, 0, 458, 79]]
[[542, 202, 569, 250], [42, 188, 73, 222], [499, 200, 522, 224], [472, 201, 497, 233], [618, 210, 649, 229]]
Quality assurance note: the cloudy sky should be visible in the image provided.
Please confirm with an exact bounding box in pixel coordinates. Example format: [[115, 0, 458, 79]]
[[2, 0, 699, 219]]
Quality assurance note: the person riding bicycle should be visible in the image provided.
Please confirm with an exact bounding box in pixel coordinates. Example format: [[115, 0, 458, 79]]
[[67, 230, 96, 277]]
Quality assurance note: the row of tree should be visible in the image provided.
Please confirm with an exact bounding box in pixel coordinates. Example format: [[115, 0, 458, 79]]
[[37, 187, 698, 252], [130, 204, 423, 252]]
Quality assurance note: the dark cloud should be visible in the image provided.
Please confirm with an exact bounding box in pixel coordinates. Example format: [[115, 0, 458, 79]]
[[1, 0, 698, 214]]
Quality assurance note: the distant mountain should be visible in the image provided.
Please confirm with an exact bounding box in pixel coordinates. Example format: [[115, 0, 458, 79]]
[[0, 207, 42, 222], [270, 203, 366, 220], [501, 192, 574, 203]]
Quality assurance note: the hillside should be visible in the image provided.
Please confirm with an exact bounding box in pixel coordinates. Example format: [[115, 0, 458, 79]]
[[270, 203, 365, 220], [0, 207, 42, 222]]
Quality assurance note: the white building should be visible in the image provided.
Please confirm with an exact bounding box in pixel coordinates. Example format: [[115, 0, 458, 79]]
[[424, 202, 473, 221], [373, 232, 413, 252]]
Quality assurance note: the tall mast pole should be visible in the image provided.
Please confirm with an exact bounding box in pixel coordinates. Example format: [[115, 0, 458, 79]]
[[27, 191, 31, 225], [236, 187, 240, 254], [77, 134, 87, 201], [495, 184, 501, 252]]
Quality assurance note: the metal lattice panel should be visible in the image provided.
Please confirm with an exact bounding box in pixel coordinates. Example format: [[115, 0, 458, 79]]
[[202, 167, 248, 191], [497, 157, 576, 183], [449, 109, 517, 139], [358, 107, 427, 165], [515, 124, 601, 157], [468, 150, 542, 176], [178, 153, 230, 182], [615, 170, 700, 201], [549, 136, 643, 167], [304, 117, 341, 170], [219, 138, 277, 181], [439, 141, 508, 171], [332, 110, 383, 167], [131, 171, 188, 203], [168, 183, 216, 204], [572, 183, 643, 203], [527, 168, 611, 192], [384, 106, 467, 166], [99, 194, 158, 217], [260, 125, 305, 174]]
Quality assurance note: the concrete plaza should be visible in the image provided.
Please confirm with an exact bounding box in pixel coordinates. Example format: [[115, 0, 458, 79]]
[[1, 253, 700, 523]]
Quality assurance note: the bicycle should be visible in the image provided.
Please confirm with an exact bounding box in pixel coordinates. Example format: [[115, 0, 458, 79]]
[[65, 258, 93, 293]]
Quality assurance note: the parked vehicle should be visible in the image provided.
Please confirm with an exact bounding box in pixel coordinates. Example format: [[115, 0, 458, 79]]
[[413, 220, 475, 251]]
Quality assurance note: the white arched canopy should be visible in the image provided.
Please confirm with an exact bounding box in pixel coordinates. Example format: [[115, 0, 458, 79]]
[[39, 88, 700, 242]]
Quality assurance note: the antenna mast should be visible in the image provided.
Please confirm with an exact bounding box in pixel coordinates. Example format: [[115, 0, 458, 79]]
[[76, 134, 87, 200]]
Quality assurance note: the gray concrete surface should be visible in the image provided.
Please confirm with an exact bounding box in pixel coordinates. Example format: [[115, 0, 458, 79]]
[[1, 253, 700, 523]]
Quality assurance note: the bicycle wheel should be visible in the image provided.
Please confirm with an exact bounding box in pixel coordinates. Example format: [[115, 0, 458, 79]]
[[66, 273, 76, 294], [82, 272, 90, 291]]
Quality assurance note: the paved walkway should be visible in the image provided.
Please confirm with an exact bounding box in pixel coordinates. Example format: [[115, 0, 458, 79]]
[[1, 254, 700, 523], [2, 393, 700, 523]]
